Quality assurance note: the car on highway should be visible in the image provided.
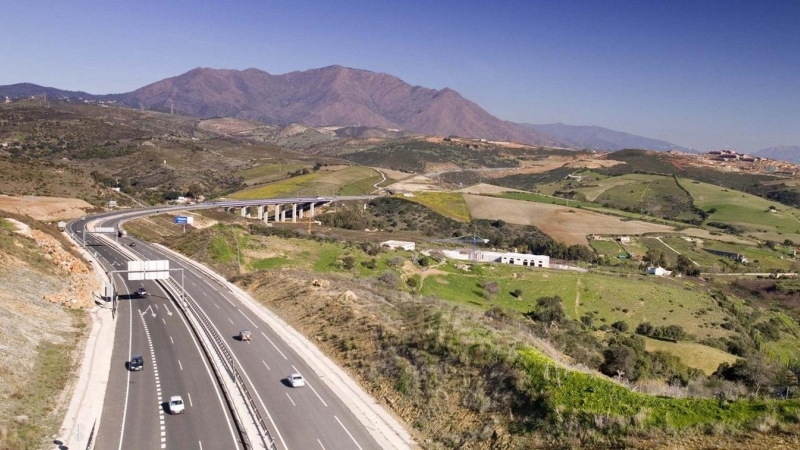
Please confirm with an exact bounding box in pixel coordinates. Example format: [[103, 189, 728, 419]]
[[288, 373, 305, 387], [169, 395, 185, 414], [135, 287, 147, 297], [129, 242, 135, 247], [129, 355, 144, 371], [239, 329, 251, 341]]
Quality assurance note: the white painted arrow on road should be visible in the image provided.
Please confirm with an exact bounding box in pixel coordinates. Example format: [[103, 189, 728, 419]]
[[163, 303, 173, 316], [140, 305, 156, 318]]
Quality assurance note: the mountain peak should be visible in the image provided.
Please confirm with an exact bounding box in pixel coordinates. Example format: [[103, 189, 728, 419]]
[[112, 66, 562, 146]]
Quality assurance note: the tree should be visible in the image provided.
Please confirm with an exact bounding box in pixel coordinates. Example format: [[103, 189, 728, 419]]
[[600, 344, 637, 379], [644, 249, 667, 267], [675, 254, 700, 276]]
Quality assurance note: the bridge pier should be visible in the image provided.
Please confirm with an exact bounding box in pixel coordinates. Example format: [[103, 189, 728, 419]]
[[240, 206, 247, 217], [292, 204, 297, 223], [257, 205, 264, 220]]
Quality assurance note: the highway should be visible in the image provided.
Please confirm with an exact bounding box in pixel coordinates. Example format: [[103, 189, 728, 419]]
[[68, 198, 386, 450]]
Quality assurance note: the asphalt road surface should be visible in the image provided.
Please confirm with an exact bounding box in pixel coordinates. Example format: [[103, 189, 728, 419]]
[[69, 203, 383, 450]]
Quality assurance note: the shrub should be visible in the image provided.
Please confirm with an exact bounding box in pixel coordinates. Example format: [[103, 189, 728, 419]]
[[388, 256, 404, 267], [611, 321, 629, 332], [378, 271, 400, 288], [636, 322, 654, 336]]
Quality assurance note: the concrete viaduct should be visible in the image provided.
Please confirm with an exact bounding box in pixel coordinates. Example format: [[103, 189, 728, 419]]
[[232, 200, 319, 223]]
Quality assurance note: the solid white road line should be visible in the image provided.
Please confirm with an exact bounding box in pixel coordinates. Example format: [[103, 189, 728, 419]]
[[285, 393, 296, 406], [335, 415, 363, 450], [117, 276, 133, 450], [189, 299, 288, 450], [317, 439, 327, 450], [262, 332, 288, 359], [170, 286, 239, 450]]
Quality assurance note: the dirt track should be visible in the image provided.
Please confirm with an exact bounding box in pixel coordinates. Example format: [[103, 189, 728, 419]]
[[464, 194, 675, 245]]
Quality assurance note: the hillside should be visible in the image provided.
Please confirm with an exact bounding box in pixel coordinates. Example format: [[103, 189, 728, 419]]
[[525, 123, 686, 151], [115, 66, 565, 146], [0, 213, 95, 449], [0, 83, 99, 100]]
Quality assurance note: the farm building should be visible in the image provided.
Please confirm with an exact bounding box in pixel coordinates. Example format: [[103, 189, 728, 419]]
[[706, 249, 748, 263], [477, 251, 549, 268], [381, 240, 416, 251], [647, 266, 672, 276], [499, 253, 549, 267], [617, 236, 632, 244]]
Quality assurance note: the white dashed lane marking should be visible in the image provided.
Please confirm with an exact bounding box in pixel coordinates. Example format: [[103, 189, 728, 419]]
[[261, 332, 287, 359]]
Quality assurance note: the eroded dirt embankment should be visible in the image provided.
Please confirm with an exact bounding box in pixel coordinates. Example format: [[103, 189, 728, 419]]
[[0, 216, 97, 448]]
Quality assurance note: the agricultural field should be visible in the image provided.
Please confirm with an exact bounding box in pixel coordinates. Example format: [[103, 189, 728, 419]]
[[228, 172, 325, 199], [315, 166, 383, 195], [571, 173, 665, 201], [235, 162, 308, 186], [679, 178, 800, 241], [403, 192, 471, 222], [596, 177, 701, 222], [464, 194, 675, 245], [229, 166, 384, 199]]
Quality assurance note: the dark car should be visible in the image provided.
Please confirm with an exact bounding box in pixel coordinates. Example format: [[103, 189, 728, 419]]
[[130, 355, 144, 371], [129, 242, 135, 247], [136, 287, 147, 297]]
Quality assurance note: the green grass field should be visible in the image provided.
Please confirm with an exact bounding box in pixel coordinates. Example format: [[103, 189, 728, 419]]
[[595, 176, 700, 221], [229, 172, 326, 199], [575, 173, 667, 201], [230, 166, 385, 199], [405, 192, 472, 222], [643, 337, 739, 375], [679, 178, 800, 236], [235, 162, 308, 185], [517, 347, 800, 430], [421, 264, 733, 340]]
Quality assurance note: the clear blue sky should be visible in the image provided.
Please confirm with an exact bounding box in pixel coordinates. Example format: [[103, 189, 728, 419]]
[[2, 0, 798, 152]]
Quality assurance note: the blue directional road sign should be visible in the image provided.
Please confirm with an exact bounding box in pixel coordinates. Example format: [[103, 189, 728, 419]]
[[174, 216, 188, 224]]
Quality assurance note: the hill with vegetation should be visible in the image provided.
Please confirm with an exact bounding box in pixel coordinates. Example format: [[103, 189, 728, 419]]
[[121, 207, 800, 449]]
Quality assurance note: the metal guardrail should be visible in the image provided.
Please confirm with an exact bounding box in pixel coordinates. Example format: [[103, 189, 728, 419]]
[[165, 277, 278, 450], [75, 224, 279, 450]]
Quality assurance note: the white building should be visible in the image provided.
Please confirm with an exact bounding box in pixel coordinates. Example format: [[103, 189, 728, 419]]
[[647, 266, 672, 276], [499, 253, 549, 268], [381, 240, 416, 251]]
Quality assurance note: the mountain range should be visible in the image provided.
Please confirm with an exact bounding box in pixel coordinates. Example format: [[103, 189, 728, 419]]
[[756, 146, 800, 164], [0, 65, 714, 153], [523, 123, 687, 152]]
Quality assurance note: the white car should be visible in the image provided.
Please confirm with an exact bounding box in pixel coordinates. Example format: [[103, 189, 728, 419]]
[[169, 395, 185, 414], [288, 373, 305, 387]]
